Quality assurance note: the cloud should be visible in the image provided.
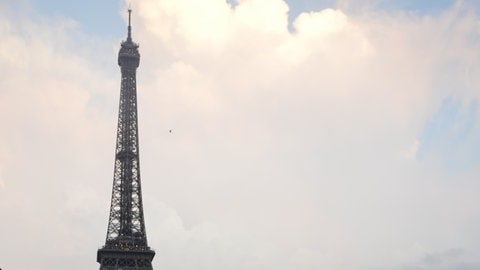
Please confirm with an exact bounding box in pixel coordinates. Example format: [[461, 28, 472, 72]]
[[0, 4, 118, 270], [1, 0, 480, 270], [401, 248, 480, 270], [401, 138, 420, 160], [0, 166, 4, 188], [133, 1, 480, 269]]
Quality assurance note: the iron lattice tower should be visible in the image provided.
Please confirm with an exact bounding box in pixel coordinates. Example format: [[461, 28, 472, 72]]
[[97, 9, 155, 270]]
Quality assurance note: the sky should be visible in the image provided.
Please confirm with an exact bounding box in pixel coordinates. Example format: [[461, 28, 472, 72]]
[[1, 0, 480, 269]]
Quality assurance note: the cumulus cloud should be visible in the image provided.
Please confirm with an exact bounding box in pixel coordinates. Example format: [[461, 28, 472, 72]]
[[134, 1, 480, 269], [0, 3, 118, 269], [1, 0, 480, 270]]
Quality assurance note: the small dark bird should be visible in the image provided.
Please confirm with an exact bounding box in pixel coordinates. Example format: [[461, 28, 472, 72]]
[[169, 129, 172, 133]]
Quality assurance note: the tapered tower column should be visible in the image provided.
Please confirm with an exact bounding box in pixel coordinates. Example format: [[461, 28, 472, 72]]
[[97, 9, 155, 270]]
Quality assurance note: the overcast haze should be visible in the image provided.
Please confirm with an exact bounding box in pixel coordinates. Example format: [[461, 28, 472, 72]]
[[1, 0, 480, 269]]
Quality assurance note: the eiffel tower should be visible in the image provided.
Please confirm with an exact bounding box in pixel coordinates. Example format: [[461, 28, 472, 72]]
[[97, 9, 155, 270]]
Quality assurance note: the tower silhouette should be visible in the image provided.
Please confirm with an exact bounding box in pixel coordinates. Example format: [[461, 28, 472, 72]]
[[97, 9, 155, 270]]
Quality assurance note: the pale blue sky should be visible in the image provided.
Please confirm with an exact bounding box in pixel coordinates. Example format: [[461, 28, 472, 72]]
[[1, 1, 480, 270]]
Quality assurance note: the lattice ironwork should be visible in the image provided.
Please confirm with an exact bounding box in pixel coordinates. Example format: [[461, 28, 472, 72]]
[[97, 9, 155, 270]]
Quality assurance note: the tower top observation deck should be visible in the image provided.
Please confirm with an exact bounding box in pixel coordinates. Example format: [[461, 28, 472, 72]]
[[118, 8, 139, 68]]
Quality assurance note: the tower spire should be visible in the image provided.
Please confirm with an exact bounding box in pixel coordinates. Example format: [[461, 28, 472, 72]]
[[127, 8, 132, 41]]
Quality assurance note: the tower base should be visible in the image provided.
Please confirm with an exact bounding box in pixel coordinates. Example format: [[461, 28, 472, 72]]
[[97, 247, 155, 270]]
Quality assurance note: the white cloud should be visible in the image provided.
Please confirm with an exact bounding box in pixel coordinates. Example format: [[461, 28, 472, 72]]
[[1, 0, 480, 269], [132, 1, 480, 269], [402, 138, 420, 160], [0, 167, 4, 189]]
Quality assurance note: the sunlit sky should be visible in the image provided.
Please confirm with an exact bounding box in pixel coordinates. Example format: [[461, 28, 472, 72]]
[[1, 0, 480, 270]]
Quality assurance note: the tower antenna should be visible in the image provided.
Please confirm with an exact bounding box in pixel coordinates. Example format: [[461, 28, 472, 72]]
[[127, 6, 132, 41]]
